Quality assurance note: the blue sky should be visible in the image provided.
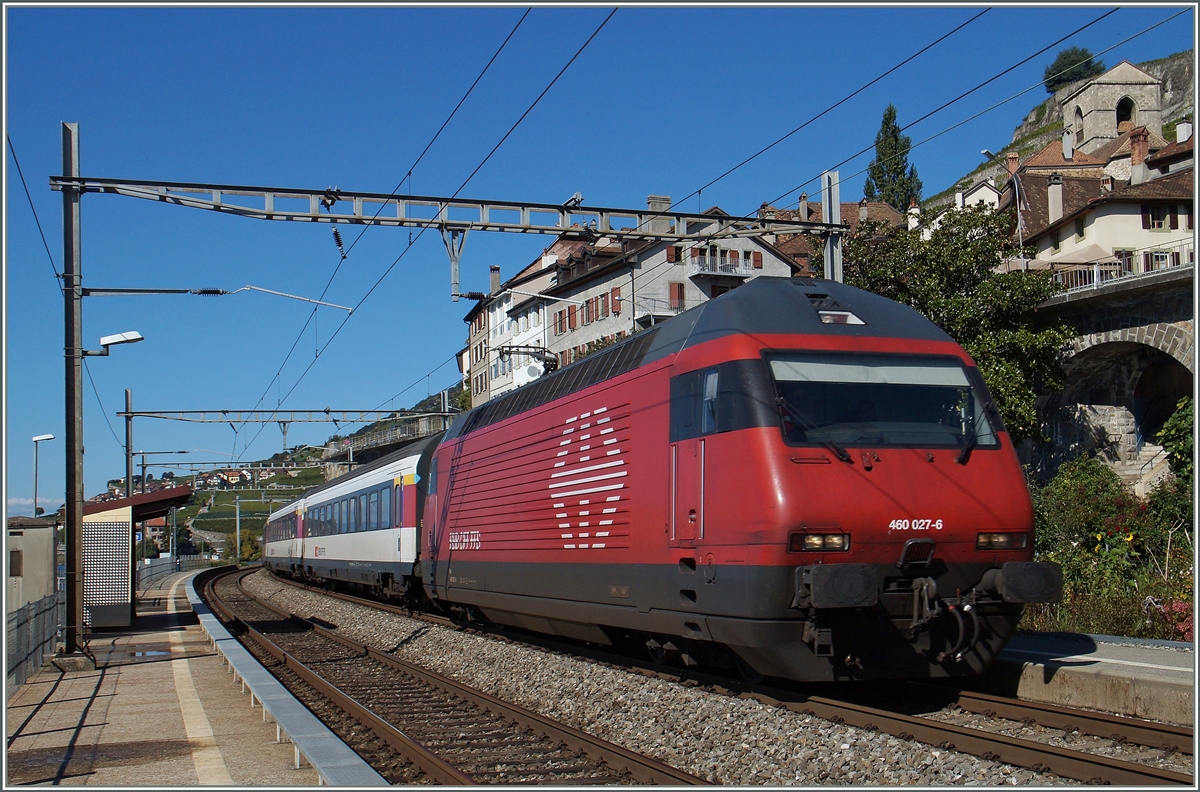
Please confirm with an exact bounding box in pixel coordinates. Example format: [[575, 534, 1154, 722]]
[[4, 4, 1195, 514]]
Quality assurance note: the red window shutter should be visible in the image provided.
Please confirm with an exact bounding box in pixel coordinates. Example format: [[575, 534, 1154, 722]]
[[669, 282, 685, 309], [1172, 252, 1181, 267], [690, 247, 699, 259], [610, 287, 621, 314], [730, 250, 739, 265], [1169, 206, 1179, 229], [666, 245, 676, 263], [600, 293, 609, 317], [1143, 252, 1152, 271], [1141, 205, 1151, 229], [1186, 204, 1194, 230], [568, 304, 577, 329], [752, 251, 763, 269]]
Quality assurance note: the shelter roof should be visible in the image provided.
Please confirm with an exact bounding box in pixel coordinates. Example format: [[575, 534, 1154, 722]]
[[83, 485, 194, 522]]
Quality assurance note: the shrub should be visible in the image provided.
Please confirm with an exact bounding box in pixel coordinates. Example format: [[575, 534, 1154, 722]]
[[1023, 452, 1192, 639]]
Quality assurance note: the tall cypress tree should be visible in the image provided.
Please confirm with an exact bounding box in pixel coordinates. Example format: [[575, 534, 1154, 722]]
[[863, 104, 922, 212]]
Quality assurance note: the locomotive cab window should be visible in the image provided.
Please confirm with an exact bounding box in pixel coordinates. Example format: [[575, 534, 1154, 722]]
[[766, 353, 999, 449]]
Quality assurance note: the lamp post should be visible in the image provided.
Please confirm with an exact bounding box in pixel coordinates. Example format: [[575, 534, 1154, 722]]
[[32, 434, 54, 519], [983, 149, 1027, 272]]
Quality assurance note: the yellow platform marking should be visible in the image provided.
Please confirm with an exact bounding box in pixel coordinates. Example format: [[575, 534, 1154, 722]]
[[168, 576, 234, 785]]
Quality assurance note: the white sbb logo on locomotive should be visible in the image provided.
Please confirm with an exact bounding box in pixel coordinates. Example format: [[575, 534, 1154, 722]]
[[448, 530, 482, 550]]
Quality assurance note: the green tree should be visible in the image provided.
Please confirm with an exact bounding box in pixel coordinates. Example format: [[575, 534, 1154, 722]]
[[814, 203, 1072, 443], [1043, 47, 1104, 94], [1156, 397, 1193, 482], [863, 105, 922, 212]]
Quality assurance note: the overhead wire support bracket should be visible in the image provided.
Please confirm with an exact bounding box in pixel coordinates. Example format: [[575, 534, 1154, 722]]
[[51, 175, 848, 303], [48, 177, 846, 240], [116, 409, 454, 424]]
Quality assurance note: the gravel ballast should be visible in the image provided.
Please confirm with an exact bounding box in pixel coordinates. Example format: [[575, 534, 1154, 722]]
[[241, 571, 1073, 785]]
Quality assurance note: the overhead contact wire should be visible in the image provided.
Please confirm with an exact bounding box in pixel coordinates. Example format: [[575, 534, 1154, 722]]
[[665, 8, 991, 215], [234, 8, 533, 455], [240, 8, 617, 454], [7, 134, 62, 285], [766, 8, 1121, 208]]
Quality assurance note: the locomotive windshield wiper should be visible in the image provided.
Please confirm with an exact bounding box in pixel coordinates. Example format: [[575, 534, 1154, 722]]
[[956, 407, 978, 465], [774, 396, 854, 464]]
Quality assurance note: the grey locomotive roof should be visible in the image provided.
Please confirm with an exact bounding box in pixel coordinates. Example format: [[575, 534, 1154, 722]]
[[641, 277, 954, 365], [442, 277, 958, 442]]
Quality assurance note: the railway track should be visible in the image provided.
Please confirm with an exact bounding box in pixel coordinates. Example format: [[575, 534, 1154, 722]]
[[205, 568, 708, 785], [259, 570, 1193, 786]]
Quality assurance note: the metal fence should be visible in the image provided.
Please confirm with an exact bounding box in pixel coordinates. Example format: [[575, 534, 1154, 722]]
[[135, 555, 213, 592], [1056, 244, 1193, 293], [6, 590, 63, 701]]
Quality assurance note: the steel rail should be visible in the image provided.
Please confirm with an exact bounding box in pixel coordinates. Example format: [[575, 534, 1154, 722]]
[[924, 684, 1193, 756], [226, 570, 709, 785], [263, 571, 1192, 786], [751, 691, 1192, 786], [205, 569, 474, 784], [241, 578, 709, 785]]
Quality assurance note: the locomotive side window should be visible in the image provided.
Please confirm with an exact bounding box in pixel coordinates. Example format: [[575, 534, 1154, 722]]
[[766, 353, 998, 449], [701, 368, 719, 434], [670, 359, 776, 442]]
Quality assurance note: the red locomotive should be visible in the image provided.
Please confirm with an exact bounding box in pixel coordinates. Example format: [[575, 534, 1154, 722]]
[[419, 277, 1060, 681]]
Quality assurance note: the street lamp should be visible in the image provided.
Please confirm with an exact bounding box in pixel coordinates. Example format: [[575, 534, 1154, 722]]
[[32, 434, 54, 519], [983, 149, 1027, 272]]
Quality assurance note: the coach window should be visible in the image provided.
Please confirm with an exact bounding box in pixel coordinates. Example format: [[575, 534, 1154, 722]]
[[381, 487, 391, 530], [369, 491, 379, 530], [341, 498, 351, 533], [358, 493, 368, 531], [395, 483, 404, 527]]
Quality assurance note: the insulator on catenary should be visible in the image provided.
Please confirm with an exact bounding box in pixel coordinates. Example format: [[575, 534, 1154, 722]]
[[332, 228, 346, 258], [191, 288, 225, 296]]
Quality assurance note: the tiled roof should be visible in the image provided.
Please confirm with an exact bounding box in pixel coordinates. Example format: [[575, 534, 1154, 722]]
[[1018, 175, 1104, 240], [1146, 135, 1194, 166], [1021, 139, 1107, 170], [1102, 168, 1193, 201], [1088, 126, 1168, 162]]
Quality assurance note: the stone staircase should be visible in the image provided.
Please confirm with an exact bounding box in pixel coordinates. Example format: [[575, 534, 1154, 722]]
[[1109, 442, 1174, 496]]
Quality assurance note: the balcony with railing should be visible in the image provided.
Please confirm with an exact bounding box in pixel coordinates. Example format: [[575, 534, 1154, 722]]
[[687, 254, 757, 278], [1053, 240, 1194, 293]]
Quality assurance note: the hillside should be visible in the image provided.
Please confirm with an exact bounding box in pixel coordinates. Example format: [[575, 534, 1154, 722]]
[[923, 49, 1193, 212]]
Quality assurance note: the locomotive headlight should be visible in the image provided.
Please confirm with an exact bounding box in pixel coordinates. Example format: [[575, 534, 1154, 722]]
[[790, 533, 850, 552], [976, 532, 1028, 550]]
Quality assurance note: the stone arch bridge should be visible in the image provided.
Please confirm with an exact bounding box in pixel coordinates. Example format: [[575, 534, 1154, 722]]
[[1030, 266, 1193, 488]]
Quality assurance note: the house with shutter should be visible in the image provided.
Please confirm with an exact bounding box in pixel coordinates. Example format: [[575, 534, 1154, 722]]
[[462, 198, 805, 406], [1002, 126, 1193, 286], [538, 204, 801, 372]]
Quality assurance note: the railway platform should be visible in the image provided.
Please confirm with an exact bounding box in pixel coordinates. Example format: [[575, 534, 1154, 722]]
[[4, 569, 325, 786], [989, 632, 1194, 726]]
